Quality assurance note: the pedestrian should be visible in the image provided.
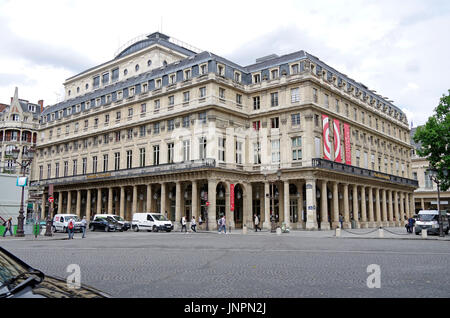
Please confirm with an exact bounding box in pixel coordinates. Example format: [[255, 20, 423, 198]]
[[81, 216, 87, 238], [218, 215, 223, 233], [407, 217, 415, 234], [191, 216, 197, 232], [67, 218, 75, 239], [339, 214, 344, 229], [221, 215, 227, 234], [254, 214, 261, 232], [165, 210, 168, 220], [181, 216, 187, 233], [199, 215, 203, 229], [2, 217, 13, 237]]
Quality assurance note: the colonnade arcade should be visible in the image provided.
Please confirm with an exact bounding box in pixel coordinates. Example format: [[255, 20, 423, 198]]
[[39, 170, 415, 230]]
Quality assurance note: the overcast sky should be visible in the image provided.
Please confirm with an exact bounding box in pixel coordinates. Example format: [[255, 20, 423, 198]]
[[0, 0, 449, 127]]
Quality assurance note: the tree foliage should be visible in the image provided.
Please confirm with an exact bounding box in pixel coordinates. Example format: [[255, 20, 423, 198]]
[[413, 89, 450, 190]]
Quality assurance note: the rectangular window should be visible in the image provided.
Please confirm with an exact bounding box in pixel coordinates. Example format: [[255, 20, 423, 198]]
[[292, 137, 302, 161], [55, 163, 59, 178], [184, 69, 191, 80], [335, 99, 340, 113], [167, 120, 174, 131], [291, 113, 300, 126], [199, 137, 207, 160], [291, 87, 300, 103], [271, 69, 279, 79], [271, 117, 279, 129], [252, 120, 261, 131], [271, 140, 280, 163], [154, 99, 160, 112], [183, 115, 190, 128], [114, 152, 120, 170], [236, 94, 242, 106], [183, 91, 190, 103], [139, 148, 146, 167], [219, 87, 225, 99], [324, 94, 329, 107], [102, 73, 109, 85], [153, 122, 160, 134], [156, 79, 162, 88], [116, 111, 121, 121], [356, 150, 360, 167], [115, 131, 121, 142], [200, 64, 207, 75], [313, 88, 318, 103], [128, 108, 133, 117], [112, 68, 119, 82], [141, 103, 146, 114], [139, 125, 146, 137], [64, 161, 68, 177], [183, 140, 190, 161], [253, 74, 261, 83], [168, 95, 174, 106], [218, 137, 226, 162], [47, 164, 51, 179], [103, 155, 108, 172], [235, 141, 242, 164], [82, 158, 87, 175], [93, 76, 100, 89], [153, 145, 160, 165], [254, 142, 261, 164], [253, 96, 260, 110], [199, 87, 206, 98], [72, 159, 77, 176], [92, 156, 97, 174], [271, 92, 279, 107], [291, 64, 299, 74], [234, 72, 241, 83], [167, 143, 174, 164], [126, 150, 132, 169]]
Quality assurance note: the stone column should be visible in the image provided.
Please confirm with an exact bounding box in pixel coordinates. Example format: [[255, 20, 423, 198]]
[[67, 191, 72, 214], [352, 184, 359, 228], [394, 191, 400, 226], [58, 191, 63, 215], [368, 187, 375, 227], [120, 186, 125, 219], [278, 182, 284, 223], [146, 184, 152, 213], [86, 189, 91, 221], [332, 182, 339, 229], [400, 192, 405, 223], [208, 179, 217, 230], [320, 180, 330, 230], [298, 182, 304, 229], [175, 181, 182, 230], [108, 187, 113, 214], [192, 180, 198, 221], [225, 182, 234, 229], [305, 178, 318, 230], [381, 189, 387, 227], [97, 188, 102, 214], [284, 181, 290, 229], [405, 192, 410, 220], [388, 190, 394, 226], [76, 190, 81, 217], [360, 186, 368, 228], [421, 198, 425, 210], [244, 182, 253, 228], [375, 188, 381, 226], [263, 181, 270, 230], [343, 183, 350, 229], [410, 193, 415, 217], [41, 193, 46, 219], [160, 183, 166, 215], [132, 185, 138, 214]]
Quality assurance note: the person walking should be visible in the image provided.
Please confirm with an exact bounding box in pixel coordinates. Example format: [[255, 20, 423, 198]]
[[407, 216, 415, 234], [81, 216, 87, 238], [181, 216, 187, 233], [67, 218, 75, 239], [254, 214, 261, 232], [191, 216, 197, 233], [217, 216, 223, 233], [2, 217, 13, 237], [339, 214, 344, 229], [198, 215, 203, 230], [221, 215, 227, 234]]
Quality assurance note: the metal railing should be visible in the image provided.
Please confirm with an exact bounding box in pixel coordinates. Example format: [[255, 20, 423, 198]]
[[312, 158, 418, 187]]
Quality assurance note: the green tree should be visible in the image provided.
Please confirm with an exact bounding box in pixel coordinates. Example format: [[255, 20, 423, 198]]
[[413, 89, 450, 190]]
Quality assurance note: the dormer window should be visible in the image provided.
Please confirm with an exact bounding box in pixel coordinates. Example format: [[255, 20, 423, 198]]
[[76, 104, 81, 112], [291, 64, 299, 74], [86, 101, 90, 109], [217, 64, 225, 76], [156, 79, 162, 89], [169, 74, 176, 84], [11, 114, 20, 121], [96, 98, 101, 106], [117, 91, 123, 100], [129, 87, 135, 96], [200, 64, 207, 75], [67, 107, 72, 115], [142, 83, 148, 93], [51, 113, 55, 121], [271, 69, 279, 79], [59, 110, 63, 118], [106, 94, 112, 103], [234, 72, 241, 83], [184, 69, 191, 80], [253, 74, 261, 84]]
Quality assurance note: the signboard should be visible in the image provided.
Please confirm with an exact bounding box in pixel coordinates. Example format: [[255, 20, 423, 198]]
[[322, 115, 331, 160], [431, 201, 448, 205], [230, 184, 235, 212], [333, 119, 342, 162], [344, 123, 351, 165], [16, 176, 27, 187], [48, 196, 54, 203]]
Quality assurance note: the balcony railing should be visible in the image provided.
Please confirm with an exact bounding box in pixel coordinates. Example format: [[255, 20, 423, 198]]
[[30, 158, 216, 187], [312, 158, 419, 187]]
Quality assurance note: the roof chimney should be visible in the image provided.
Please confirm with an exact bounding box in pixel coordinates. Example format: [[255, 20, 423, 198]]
[[38, 100, 44, 112]]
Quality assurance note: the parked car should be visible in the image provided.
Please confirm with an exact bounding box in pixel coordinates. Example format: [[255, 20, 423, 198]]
[[52, 214, 82, 233], [89, 216, 122, 232], [92, 214, 130, 231], [0, 246, 110, 298], [132, 213, 173, 232], [415, 210, 449, 235]]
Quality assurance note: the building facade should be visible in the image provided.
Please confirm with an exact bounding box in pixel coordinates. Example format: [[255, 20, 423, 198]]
[[31, 32, 418, 230], [410, 127, 450, 213]]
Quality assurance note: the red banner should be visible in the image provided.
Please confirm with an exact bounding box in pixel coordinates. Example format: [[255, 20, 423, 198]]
[[333, 119, 341, 162], [344, 123, 351, 165], [230, 184, 235, 212], [322, 115, 331, 160]]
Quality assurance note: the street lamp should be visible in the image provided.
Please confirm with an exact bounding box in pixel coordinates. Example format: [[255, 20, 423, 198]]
[[9, 147, 35, 237], [428, 167, 449, 238]]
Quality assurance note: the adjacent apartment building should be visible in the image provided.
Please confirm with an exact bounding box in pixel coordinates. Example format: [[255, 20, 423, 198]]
[[30, 32, 418, 230]]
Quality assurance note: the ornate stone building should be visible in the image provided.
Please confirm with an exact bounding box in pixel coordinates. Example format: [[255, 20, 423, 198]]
[[31, 32, 418, 230]]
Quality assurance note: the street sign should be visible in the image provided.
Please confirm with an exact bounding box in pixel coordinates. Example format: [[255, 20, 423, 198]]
[[16, 176, 27, 187], [431, 201, 448, 205], [48, 196, 54, 203], [206, 201, 209, 207]]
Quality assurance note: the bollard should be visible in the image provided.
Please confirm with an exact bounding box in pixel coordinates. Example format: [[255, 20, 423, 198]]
[[421, 229, 427, 239], [242, 224, 247, 235], [335, 228, 341, 237], [276, 227, 282, 235], [378, 228, 384, 238]]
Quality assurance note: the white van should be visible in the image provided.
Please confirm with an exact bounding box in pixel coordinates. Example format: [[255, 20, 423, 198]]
[[52, 214, 82, 233], [415, 210, 449, 235], [132, 213, 173, 232]]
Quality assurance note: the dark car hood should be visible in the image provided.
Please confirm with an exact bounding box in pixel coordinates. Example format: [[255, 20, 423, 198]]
[[11, 275, 110, 298]]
